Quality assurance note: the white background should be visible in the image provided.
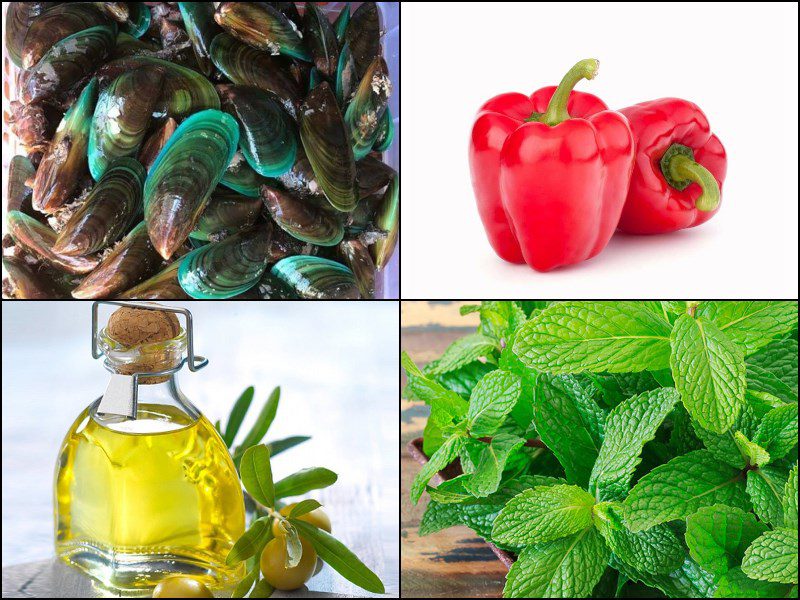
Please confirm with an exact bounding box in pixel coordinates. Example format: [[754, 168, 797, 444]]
[[400, 2, 799, 298]]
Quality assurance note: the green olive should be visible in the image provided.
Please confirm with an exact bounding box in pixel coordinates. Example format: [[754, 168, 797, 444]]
[[272, 503, 332, 538], [260, 535, 317, 591], [152, 576, 213, 598]]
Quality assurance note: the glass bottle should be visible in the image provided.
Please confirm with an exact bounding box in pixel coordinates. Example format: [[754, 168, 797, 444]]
[[54, 302, 245, 592]]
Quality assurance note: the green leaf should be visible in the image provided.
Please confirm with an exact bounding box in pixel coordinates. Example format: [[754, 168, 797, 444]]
[[754, 405, 799, 460], [685, 504, 768, 576], [410, 434, 465, 504], [691, 404, 758, 469], [418, 499, 465, 536], [467, 370, 522, 437], [274, 467, 338, 499], [498, 333, 538, 431], [747, 466, 789, 527], [513, 301, 673, 374], [492, 484, 596, 545], [401, 352, 468, 420], [696, 301, 799, 356], [747, 363, 799, 405], [425, 333, 497, 375], [596, 519, 684, 576], [747, 337, 798, 394], [533, 374, 604, 488], [670, 314, 746, 433], [477, 301, 527, 343], [734, 431, 771, 467], [624, 450, 749, 532], [238, 387, 281, 449], [265, 435, 310, 458], [503, 528, 610, 598], [224, 386, 255, 446], [713, 566, 796, 597], [741, 528, 799, 584], [240, 445, 275, 508], [589, 387, 680, 501], [425, 475, 473, 504], [464, 433, 525, 497], [612, 555, 716, 598], [433, 360, 494, 399], [783, 465, 798, 529], [292, 521, 385, 593]]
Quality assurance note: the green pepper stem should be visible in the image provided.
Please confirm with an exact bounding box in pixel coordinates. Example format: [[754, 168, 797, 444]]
[[540, 59, 600, 126]]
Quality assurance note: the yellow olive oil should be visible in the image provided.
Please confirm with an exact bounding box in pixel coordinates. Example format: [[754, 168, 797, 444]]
[[55, 402, 245, 591]]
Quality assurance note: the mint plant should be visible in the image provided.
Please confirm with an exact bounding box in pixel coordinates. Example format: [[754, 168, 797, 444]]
[[405, 301, 798, 598]]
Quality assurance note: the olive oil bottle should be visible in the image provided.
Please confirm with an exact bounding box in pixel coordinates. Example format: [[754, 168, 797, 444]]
[[54, 303, 245, 592]]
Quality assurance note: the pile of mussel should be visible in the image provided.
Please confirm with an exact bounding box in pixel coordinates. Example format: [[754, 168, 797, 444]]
[[4, 2, 398, 299]]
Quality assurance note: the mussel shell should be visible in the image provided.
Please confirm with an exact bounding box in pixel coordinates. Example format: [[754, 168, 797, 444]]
[[214, 2, 311, 62], [299, 83, 359, 212], [371, 174, 399, 270], [345, 1, 381, 80], [271, 2, 302, 28], [178, 222, 272, 299], [339, 238, 375, 299], [121, 1, 151, 38], [54, 157, 146, 256], [21, 3, 113, 69], [373, 107, 395, 152], [209, 32, 301, 119], [112, 31, 160, 59], [218, 85, 297, 177], [261, 185, 344, 247], [89, 66, 165, 180], [191, 189, 262, 241], [221, 152, 273, 198], [71, 221, 162, 299], [95, 2, 129, 23], [118, 261, 190, 299], [19, 25, 116, 105], [97, 56, 220, 119], [2, 255, 74, 299], [334, 3, 351, 45], [271, 255, 360, 299], [6, 2, 57, 68], [304, 2, 340, 79], [138, 118, 177, 171], [7, 100, 58, 154], [276, 147, 325, 202], [32, 78, 98, 214], [357, 155, 397, 198], [345, 56, 391, 160], [7, 155, 37, 217], [335, 41, 358, 106], [7, 211, 101, 275], [178, 1, 221, 76], [145, 109, 240, 260], [246, 272, 301, 299]]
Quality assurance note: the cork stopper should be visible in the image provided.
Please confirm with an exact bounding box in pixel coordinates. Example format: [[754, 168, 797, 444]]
[[102, 304, 184, 383], [108, 307, 181, 346]]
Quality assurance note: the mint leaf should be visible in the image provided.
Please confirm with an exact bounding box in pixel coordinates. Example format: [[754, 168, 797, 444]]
[[464, 433, 525, 497], [467, 370, 522, 437], [477, 301, 527, 343], [513, 301, 672, 374], [492, 484, 596, 545], [713, 566, 795, 597], [754, 405, 799, 460], [533, 374, 604, 488], [747, 338, 798, 394], [432, 360, 494, 399], [733, 431, 771, 468], [503, 528, 609, 597], [596, 516, 684, 575], [411, 434, 465, 504], [696, 301, 799, 356], [612, 555, 716, 598], [402, 352, 468, 420], [624, 450, 749, 531], [783, 465, 798, 529], [589, 387, 680, 501], [418, 499, 464, 535], [741, 529, 799, 584], [499, 332, 538, 431], [747, 364, 799, 405], [670, 314, 746, 433], [425, 333, 497, 376], [691, 404, 758, 469], [685, 504, 768, 576], [747, 466, 789, 527]]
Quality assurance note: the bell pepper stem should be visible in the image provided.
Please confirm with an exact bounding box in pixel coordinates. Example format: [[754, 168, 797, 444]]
[[660, 144, 720, 212], [540, 59, 600, 126]]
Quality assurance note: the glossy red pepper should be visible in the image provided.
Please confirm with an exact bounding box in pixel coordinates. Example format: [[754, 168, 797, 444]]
[[469, 59, 634, 272], [617, 98, 727, 234]]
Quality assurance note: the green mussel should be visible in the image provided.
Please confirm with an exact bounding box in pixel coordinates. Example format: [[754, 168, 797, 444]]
[[214, 2, 311, 62], [345, 56, 392, 160], [304, 2, 340, 79], [371, 174, 399, 269], [271, 255, 359, 300], [118, 261, 190, 299], [191, 189, 263, 242], [345, 1, 381, 80], [6, 2, 58, 68], [261, 184, 344, 247]]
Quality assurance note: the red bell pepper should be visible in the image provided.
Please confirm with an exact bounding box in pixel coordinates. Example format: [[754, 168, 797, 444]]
[[469, 59, 634, 272], [617, 98, 727, 234]]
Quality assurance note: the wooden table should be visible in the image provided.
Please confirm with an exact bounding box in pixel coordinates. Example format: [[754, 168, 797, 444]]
[[400, 302, 507, 598]]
